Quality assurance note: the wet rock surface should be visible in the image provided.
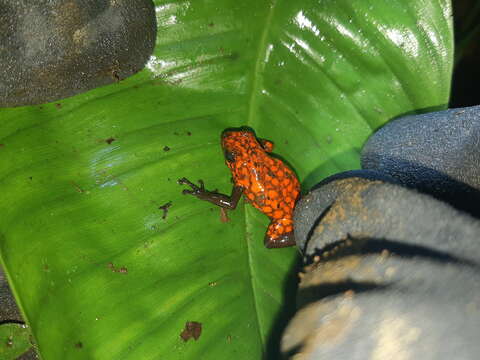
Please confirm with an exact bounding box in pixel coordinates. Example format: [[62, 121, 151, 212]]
[[0, 0, 156, 107], [286, 107, 480, 359], [287, 175, 480, 359], [0, 267, 22, 322], [362, 105, 480, 217], [294, 173, 480, 259]]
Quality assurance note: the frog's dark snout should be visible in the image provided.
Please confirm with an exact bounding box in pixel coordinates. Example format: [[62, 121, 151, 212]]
[[221, 126, 256, 139], [221, 130, 233, 141]]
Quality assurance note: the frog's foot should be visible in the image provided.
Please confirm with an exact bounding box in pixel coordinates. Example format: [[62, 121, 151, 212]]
[[265, 232, 295, 248], [264, 218, 296, 248], [178, 177, 242, 209], [178, 177, 206, 195]]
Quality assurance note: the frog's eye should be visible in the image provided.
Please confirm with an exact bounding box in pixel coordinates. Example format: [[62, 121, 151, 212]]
[[224, 149, 236, 162]]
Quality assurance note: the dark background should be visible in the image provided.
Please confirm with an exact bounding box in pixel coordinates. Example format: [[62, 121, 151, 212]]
[[451, 0, 480, 107]]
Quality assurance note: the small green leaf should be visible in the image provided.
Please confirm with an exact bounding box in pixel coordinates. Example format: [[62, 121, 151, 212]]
[[0, 323, 32, 359]]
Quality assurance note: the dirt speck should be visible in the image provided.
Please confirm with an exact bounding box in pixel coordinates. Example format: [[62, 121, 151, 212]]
[[75, 341, 83, 349], [208, 22, 214, 27], [302, 256, 362, 287], [107, 262, 128, 274], [0, 144, 4, 148], [180, 321, 202, 342], [220, 208, 229, 223], [159, 201, 172, 220], [186, 131, 192, 136], [70, 181, 84, 193], [111, 69, 121, 82], [318, 201, 347, 229], [55, 103, 62, 109], [105, 137, 116, 144]]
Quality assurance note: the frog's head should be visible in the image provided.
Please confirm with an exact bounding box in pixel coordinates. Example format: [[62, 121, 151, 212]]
[[221, 127, 259, 166]]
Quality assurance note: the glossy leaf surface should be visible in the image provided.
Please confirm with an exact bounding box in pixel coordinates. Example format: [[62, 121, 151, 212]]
[[0, 0, 452, 359]]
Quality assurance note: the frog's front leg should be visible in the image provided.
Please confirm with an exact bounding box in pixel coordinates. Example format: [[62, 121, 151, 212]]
[[178, 177, 244, 210]]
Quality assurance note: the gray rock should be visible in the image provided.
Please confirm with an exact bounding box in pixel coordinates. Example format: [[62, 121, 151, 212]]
[[286, 174, 480, 359], [362, 105, 480, 216], [0, 0, 156, 107]]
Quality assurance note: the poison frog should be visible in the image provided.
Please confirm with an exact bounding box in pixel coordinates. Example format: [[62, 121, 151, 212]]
[[178, 127, 300, 248]]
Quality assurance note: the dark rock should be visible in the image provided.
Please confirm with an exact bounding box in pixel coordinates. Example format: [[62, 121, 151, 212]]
[[293, 170, 397, 252], [295, 173, 480, 259], [0, 0, 156, 107], [286, 175, 480, 359], [362, 105, 480, 216], [0, 267, 22, 322]]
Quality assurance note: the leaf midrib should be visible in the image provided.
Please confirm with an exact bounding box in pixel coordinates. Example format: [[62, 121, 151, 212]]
[[244, 0, 279, 348]]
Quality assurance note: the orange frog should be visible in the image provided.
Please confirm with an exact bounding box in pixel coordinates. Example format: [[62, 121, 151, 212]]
[[178, 127, 300, 248]]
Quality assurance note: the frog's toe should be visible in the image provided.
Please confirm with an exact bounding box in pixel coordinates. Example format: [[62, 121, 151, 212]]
[[264, 218, 296, 248], [178, 177, 204, 193], [178, 177, 196, 187], [177, 177, 188, 184], [264, 232, 295, 248]]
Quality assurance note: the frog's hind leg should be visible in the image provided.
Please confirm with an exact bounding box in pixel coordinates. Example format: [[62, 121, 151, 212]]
[[264, 218, 295, 248]]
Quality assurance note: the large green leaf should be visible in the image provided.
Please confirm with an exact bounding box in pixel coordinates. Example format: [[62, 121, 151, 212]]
[[0, 0, 452, 359]]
